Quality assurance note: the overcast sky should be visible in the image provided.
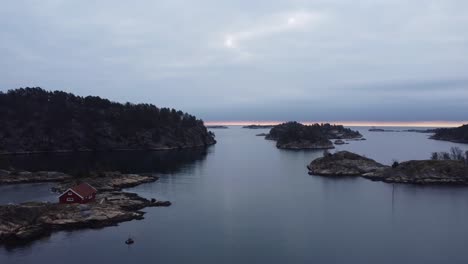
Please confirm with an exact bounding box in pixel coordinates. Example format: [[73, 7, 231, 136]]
[[1, 0, 467, 122]]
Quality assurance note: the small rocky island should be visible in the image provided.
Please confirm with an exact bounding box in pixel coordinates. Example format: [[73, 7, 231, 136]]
[[0, 170, 170, 246], [368, 128, 397, 132], [308, 151, 468, 185], [308, 151, 387, 176], [0, 87, 216, 154], [264, 122, 362, 149], [206, 125, 229, 129], [242, 124, 276, 129], [430, 124, 468, 144]]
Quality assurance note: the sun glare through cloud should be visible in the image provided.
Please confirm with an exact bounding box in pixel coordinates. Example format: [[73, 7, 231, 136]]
[[222, 10, 325, 51]]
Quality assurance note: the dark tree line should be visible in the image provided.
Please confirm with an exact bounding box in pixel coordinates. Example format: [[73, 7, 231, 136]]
[[431, 147, 468, 165], [0, 87, 215, 152], [432, 125, 468, 143]]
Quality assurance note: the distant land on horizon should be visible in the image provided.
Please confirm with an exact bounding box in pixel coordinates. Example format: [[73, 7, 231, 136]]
[[205, 121, 468, 128]]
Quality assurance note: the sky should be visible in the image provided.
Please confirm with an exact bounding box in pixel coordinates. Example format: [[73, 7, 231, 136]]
[[1, 0, 468, 124]]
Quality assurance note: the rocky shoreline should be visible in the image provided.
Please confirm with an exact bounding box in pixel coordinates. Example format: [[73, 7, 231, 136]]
[[308, 151, 468, 185], [276, 140, 335, 150], [0, 170, 170, 247], [307, 151, 387, 176], [0, 170, 72, 184], [0, 143, 216, 155]]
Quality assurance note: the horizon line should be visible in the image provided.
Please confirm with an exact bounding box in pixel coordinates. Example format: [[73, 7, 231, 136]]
[[205, 120, 467, 128]]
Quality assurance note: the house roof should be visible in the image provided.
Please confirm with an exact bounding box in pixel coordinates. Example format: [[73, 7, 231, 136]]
[[71, 182, 97, 197], [60, 183, 97, 198]]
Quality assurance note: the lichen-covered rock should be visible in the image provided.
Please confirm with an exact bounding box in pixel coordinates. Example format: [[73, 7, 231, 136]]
[[363, 160, 468, 184], [0, 192, 168, 246], [53, 172, 158, 192], [308, 151, 387, 176], [0, 170, 72, 184], [308, 151, 468, 185]]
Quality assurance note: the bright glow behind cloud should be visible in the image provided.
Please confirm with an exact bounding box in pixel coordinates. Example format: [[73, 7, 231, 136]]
[[222, 11, 325, 50]]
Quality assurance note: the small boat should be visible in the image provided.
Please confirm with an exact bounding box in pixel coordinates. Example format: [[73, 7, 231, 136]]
[[125, 238, 134, 245]]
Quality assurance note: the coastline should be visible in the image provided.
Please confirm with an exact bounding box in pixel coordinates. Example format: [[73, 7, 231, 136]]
[[0, 172, 170, 247], [0, 142, 216, 156]]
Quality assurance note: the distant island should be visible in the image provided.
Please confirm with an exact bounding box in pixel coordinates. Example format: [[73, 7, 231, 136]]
[[206, 125, 229, 129], [242, 125, 276, 129], [403, 129, 437, 133], [369, 127, 437, 133], [0, 88, 216, 154], [430, 124, 468, 144], [264, 122, 362, 149], [308, 149, 468, 185], [368, 128, 397, 132]]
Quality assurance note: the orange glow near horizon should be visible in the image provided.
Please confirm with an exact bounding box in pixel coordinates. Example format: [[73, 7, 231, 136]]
[[205, 120, 468, 128]]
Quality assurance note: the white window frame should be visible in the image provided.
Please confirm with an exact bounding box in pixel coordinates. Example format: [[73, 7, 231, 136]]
[[66, 198, 74, 202], [68, 192, 72, 195]]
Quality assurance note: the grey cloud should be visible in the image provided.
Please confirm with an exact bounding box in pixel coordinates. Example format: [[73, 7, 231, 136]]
[[1, 0, 467, 122]]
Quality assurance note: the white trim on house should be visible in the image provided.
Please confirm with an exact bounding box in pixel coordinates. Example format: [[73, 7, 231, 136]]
[[59, 188, 84, 199]]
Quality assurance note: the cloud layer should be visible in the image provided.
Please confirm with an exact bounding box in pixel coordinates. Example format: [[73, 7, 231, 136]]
[[1, 0, 468, 122]]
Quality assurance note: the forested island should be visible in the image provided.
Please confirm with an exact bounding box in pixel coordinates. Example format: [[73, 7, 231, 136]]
[[0, 88, 216, 154], [264, 122, 362, 149], [431, 124, 468, 144]]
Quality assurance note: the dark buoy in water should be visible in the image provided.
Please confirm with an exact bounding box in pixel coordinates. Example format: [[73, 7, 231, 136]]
[[125, 238, 134, 245]]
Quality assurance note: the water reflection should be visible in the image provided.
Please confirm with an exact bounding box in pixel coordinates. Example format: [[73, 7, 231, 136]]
[[0, 148, 211, 175]]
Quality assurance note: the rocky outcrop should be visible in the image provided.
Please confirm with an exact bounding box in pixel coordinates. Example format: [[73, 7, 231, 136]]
[[0, 170, 170, 246], [308, 151, 468, 185], [256, 133, 268, 136], [0, 192, 170, 246], [0, 170, 72, 184], [52, 171, 158, 192], [334, 139, 346, 145], [363, 160, 468, 184], [308, 151, 387, 176]]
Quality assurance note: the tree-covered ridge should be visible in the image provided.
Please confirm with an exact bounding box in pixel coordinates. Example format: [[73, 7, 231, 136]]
[[0, 87, 215, 153], [265, 122, 362, 149], [431, 124, 468, 144], [267, 122, 361, 143]]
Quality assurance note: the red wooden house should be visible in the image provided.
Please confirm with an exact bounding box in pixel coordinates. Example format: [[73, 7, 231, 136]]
[[59, 183, 97, 204]]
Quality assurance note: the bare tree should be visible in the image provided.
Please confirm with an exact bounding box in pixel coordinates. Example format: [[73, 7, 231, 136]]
[[441, 152, 451, 160], [450, 147, 464, 161], [431, 152, 439, 160]]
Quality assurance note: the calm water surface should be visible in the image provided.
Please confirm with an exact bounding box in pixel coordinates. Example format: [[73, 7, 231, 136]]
[[1, 127, 468, 264]]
